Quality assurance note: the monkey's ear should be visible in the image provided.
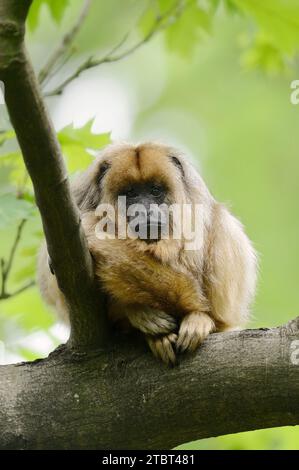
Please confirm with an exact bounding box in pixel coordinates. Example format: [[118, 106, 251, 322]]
[[170, 155, 184, 177], [96, 161, 111, 186], [73, 160, 111, 211], [73, 171, 99, 211]]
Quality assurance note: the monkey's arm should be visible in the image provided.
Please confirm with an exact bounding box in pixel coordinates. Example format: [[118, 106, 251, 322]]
[[37, 243, 69, 324], [108, 300, 178, 335], [205, 203, 258, 329], [127, 308, 178, 335], [108, 301, 178, 365]]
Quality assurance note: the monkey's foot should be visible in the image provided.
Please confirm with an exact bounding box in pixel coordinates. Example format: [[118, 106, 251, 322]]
[[177, 312, 215, 353], [128, 309, 177, 336], [147, 333, 178, 366]]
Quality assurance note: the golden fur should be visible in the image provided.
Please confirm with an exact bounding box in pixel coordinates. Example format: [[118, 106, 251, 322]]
[[38, 142, 258, 364]]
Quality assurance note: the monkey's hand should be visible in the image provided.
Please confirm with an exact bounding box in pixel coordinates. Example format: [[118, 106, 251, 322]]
[[126, 309, 178, 365], [177, 312, 215, 353], [127, 308, 178, 336], [147, 333, 178, 366]]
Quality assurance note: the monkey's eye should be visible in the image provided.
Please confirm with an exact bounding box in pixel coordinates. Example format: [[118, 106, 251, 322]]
[[124, 187, 138, 198], [150, 184, 164, 197]]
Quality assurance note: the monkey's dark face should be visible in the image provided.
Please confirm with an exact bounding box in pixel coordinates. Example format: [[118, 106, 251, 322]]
[[118, 180, 168, 242], [75, 142, 188, 243]]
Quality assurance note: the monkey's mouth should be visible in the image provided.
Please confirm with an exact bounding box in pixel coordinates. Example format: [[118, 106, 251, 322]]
[[134, 222, 166, 244]]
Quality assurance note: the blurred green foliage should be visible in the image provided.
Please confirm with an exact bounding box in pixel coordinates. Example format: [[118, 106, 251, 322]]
[[0, 0, 299, 450]]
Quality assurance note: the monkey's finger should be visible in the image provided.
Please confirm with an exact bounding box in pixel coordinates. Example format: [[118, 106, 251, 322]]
[[177, 312, 215, 353], [146, 335, 177, 366], [129, 309, 177, 336], [176, 329, 190, 352], [167, 333, 178, 345], [161, 336, 176, 365]]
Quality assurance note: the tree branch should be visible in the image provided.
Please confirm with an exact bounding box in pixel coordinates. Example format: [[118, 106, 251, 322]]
[[38, 0, 92, 86], [0, 0, 108, 348], [45, 0, 185, 97], [0, 319, 298, 449]]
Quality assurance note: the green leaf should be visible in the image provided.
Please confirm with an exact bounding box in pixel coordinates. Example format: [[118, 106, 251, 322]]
[[139, 7, 157, 36], [47, 0, 70, 22], [232, 0, 299, 55], [58, 120, 111, 173], [139, 0, 191, 37], [58, 120, 111, 149], [241, 34, 288, 74], [28, 0, 70, 31], [165, 3, 212, 57], [0, 194, 34, 229]]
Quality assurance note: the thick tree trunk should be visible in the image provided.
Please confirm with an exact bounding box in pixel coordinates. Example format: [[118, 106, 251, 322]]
[[1, 319, 298, 450], [0, 0, 108, 349]]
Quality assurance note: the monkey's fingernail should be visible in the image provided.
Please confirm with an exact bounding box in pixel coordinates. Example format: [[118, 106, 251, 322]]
[[177, 341, 188, 353]]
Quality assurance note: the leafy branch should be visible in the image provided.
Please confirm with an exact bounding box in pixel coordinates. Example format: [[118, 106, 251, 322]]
[[0, 219, 35, 301], [38, 0, 92, 86], [44, 0, 186, 97]]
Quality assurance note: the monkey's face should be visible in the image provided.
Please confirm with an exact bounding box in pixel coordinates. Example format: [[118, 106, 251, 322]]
[[75, 142, 200, 246], [102, 143, 188, 243]]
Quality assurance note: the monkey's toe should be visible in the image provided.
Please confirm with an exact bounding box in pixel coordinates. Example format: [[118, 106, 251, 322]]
[[177, 312, 215, 353], [147, 333, 178, 366], [128, 309, 177, 336]]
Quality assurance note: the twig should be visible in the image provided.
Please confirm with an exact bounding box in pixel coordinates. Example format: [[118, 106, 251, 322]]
[[45, 0, 185, 97], [0, 219, 27, 299], [38, 0, 92, 85], [0, 280, 35, 301], [0, 218, 34, 300], [42, 48, 76, 88]]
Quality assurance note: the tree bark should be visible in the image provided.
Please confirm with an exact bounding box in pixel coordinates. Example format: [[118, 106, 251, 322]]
[[0, 0, 107, 349], [0, 318, 298, 450]]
